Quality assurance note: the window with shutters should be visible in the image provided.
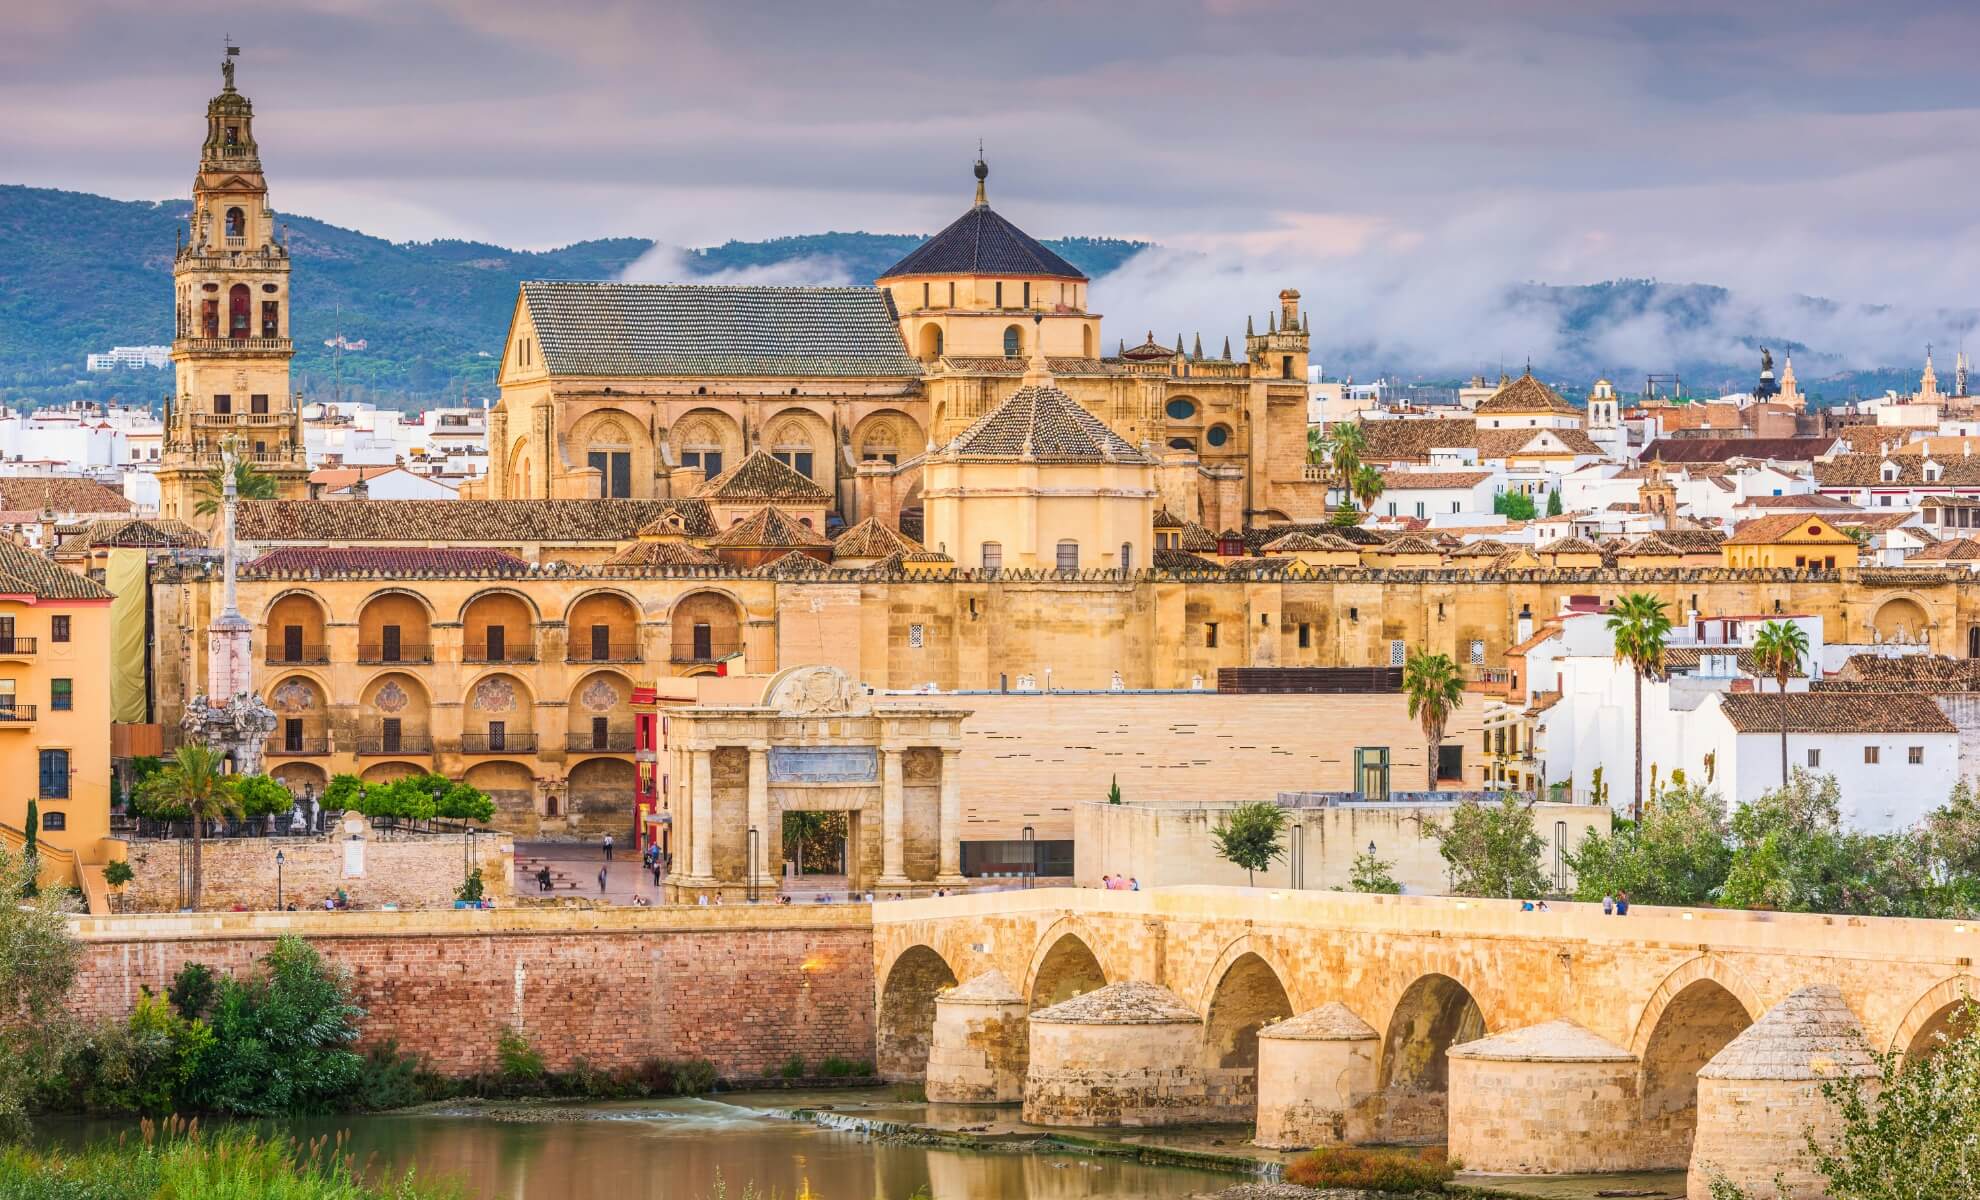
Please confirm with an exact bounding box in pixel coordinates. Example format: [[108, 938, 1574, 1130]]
[[1909, 745, 1924, 764], [1864, 746, 1880, 765], [980, 542, 1002, 571], [42, 811, 64, 831], [50, 679, 71, 712], [1808, 748, 1820, 768], [1055, 540, 1079, 571], [51, 616, 69, 643]]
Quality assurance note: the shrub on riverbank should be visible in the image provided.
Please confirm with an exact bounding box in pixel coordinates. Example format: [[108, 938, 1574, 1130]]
[[0, 1119, 459, 1199], [1282, 1146, 1453, 1192]]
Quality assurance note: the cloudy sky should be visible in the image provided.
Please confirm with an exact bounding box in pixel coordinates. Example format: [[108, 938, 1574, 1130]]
[[8, 0, 1977, 373]]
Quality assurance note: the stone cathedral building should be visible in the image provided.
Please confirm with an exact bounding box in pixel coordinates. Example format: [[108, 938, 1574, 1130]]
[[159, 54, 310, 525], [480, 159, 1330, 539]]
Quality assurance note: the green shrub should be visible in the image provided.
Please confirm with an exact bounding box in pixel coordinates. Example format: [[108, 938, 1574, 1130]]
[[0, 1120, 459, 1198], [229, 774, 295, 820], [350, 1040, 442, 1111], [455, 868, 485, 904], [780, 1054, 806, 1079], [166, 962, 217, 1022], [103, 860, 134, 888], [497, 1029, 545, 1087], [817, 1056, 869, 1078], [1283, 1146, 1454, 1191], [51, 993, 212, 1117], [182, 936, 366, 1116], [669, 1058, 718, 1095]]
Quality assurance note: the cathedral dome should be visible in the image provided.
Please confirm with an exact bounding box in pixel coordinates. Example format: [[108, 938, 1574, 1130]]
[[877, 160, 1086, 282]]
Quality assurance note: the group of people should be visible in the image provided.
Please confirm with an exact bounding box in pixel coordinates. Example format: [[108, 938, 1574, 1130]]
[[1099, 875, 1140, 891], [1601, 892, 1632, 915]]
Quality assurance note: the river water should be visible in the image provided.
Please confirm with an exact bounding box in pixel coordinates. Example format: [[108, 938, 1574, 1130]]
[[51, 1095, 1237, 1200]]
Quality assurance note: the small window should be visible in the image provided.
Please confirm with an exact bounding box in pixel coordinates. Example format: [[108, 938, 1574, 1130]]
[[1055, 540, 1079, 571], [908, 623, 925, 650], [1348, 606, 1359, 623], [1168, 438, 1196, 451], [1205, 622, 1219, 648], [1165, 398, 1197, 421], [51, 616, 69, 643], [1864, 746, 1880, 765], [1206, 424, 1230, 447], [1909, 745, 1924, 765], [1022, 282, 1030, 307], [1808, 748, 1820, 768], [38, 749, 68, 799], [1468, 639, 1485, 665], [1298, 623, 1311, 649], [213, 394, 231, 415], [1389, 639, 1406, 666], [251, 393, 269, 415], [980, 542, 1002, 571], [995, 282, 1004, 307], [41, 811, 65, 832], [1003, 325, 1021, 357], [50, 679, 72, 712], [1437, 744, 1464, 782], [1120, 542, 1133, 571]]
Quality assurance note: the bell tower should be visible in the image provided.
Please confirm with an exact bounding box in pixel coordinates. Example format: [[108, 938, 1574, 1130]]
[[160, 45, 309, 528]]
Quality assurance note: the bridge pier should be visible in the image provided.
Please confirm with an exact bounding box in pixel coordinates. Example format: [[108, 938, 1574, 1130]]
[[925, 969, 1027, 1103], [1022, 981, 1214, 1127], [1254, 1002, 1380, 1149], [1446, 1020, 1644, 1174]]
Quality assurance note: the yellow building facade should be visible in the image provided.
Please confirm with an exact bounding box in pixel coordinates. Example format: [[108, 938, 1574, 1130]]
[[160, 55, 309, 526], [1722, 514, 1860, 571]]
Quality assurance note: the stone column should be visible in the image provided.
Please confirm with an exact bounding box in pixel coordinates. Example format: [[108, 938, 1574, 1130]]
[[880, 746, 907, 885], [937, 747, 965, 884], [747, 744, 771, 890], [689, 748, 714, 882]]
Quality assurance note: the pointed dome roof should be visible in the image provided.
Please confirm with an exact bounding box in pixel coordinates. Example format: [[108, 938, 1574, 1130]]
[[1475, 370, 1579, 416], [698, 449, 832, 505], [708, 506, 830, 549], [1698, 985, 1877, 1081], [1261, 1002, 1379, 1042], [1446, 1020, 1634, 1063], [832, 516, 922, 560], [1031, 980, 1197, 1025], [941, 969, 1023, 1005], [943, 383, 1154, 464], [878, 162, 1086, 282]]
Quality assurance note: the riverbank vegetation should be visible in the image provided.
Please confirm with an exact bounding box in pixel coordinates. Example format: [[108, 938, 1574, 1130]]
[[1282, 1146, 1453, 1191]]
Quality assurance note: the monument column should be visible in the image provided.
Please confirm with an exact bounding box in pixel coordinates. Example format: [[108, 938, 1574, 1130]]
[[938, 747, 965, 884], [747, 743, 772, 890], [880, 746, 907, 885], [690, 748, 714, 882]]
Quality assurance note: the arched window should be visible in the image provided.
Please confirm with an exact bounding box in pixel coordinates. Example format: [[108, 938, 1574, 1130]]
[[1166, 398, 1197, 421], [1967, 625, 1978, 659], [918, 324, 944, 361], [228, 284, 251, 339], [1083, 325, 1094, 357], [1206, 424, 1231, 447], [1003, 325, 1022, 358], [225, 207, 245, 239], [1055, 540, 1080, 572], [1167, 438, 1196, 451]]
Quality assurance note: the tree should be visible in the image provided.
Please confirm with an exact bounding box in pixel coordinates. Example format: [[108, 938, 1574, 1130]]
[[1720, 771, 1938, 917], [1425, 793, 1548, 898], [1350, 462, 1384, 516], [1749, 620, 1810, 787], [1402, 648, 1466, 791], [1607, 592, 1673, 820], [228, 774, 295, 827], [1328, 421, 1366, 487], [1330, 499, 1363, 528], [1565, 782, 1732, 906], [1211, 801, 1289, 885], [1348, 846, 1402, 894], [1545, 488, 1564, 517], [193, 457, 277, 517], [0, 841, 81, 1138], [138, 743, 239, 912], [1493, 491, 1537, 520], [1708, 1001, 1980, 1200], [182, 935, 366, 1116]]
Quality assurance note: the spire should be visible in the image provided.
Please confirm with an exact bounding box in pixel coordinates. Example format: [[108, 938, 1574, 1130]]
[[1268, 309, 1276, 334], [1921, 343, 1942, 401], [1221, 336, 1232, 361], [973, 144, 988, 208], [1958, 346, 1970, 399], [1174, 333, 1185, 356], [1246, 314, 1255, 337], [1192, 333, 1203, 361]]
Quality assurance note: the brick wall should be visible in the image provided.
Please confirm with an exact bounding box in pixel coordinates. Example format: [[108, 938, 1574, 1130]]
[[67, 907, 875, 1077], [113, 832, 515, 914]]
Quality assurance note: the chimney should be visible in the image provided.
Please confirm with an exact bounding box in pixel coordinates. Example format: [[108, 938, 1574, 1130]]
[[350, 474, 370, 501], [1516, 604, 1534, 645]]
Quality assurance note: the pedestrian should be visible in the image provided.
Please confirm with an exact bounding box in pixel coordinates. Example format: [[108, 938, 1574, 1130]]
[[537, 866, 553, 893], [597, 865, 608, 894], [1601, 893, 1614, 916], [1615, 891, 1630, 916], [651, 855, 663, 887], [1129, 877, 1140, 891], [1521, 899, 1535, 912], [1100, 873, 1114, 889], [1536, 900, 1550, 913], [602, 833, 614, 863]]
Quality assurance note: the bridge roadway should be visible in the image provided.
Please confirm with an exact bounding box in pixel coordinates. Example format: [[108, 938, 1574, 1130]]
[[873, 886, 1979, 1184]]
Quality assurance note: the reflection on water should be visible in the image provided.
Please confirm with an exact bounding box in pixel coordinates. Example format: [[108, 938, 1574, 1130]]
[[50, 1099, 1232, 1200]]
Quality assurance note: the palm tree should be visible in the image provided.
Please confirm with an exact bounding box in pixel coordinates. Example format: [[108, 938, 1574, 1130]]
[[194, 458, 277, 517], [1606, 593, 1673, 821], [1749, 620, 1810, 787], [1403, 649, 1466, 791], [1306, 424, 1330, 469], [140, 743, 238, 910], [1329, 421, 1366, 486], [1350, 462, 1385, 516]]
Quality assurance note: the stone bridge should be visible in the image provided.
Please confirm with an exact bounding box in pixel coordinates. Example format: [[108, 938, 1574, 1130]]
[[874, 887, 1979, 1195]]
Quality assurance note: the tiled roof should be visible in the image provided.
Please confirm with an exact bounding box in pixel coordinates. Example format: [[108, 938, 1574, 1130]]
[[519, 281, 922, 379], [1724, 514, 1852, 545], [1834, 425, 1900, 453], [1908, 537, 1980, 563], [943, 356, 1121, 376], [708, 506, 830, 548], [1540, 536, 1605, 555], [1889, 435, 1980, 457], [1373, 534, 1441, 555], [1815, 454, 1980, 488], [752, 549, 832, 577], [1379, 470, 1493, 489], [1738, 493, 1860, 511], [53, 517, 205, 555], [1525, 690, 1563, 717], [1153, 548, 1221, 572], [1831, 654, 1980, 689], [1152, 505, 1185, 528], [1714, 691, 1954, 734], [237, 499, 713, 543], [1652, 528, 1727, 553], [602, 540, 720, 567], [1663, 647, 1806, 678], [1177, 522, 1218, 552], [698, 450, 832, 504], [244, 547, 531, 576], [1615, 535, 1683, 557], [0, 477, 133, 515], [0, 541, 112, 600], [1261, 531, 1356, 553], [942, 383, 1154, 464], [832, 516, 921, 559], [1477, 427, 1604, 458], [1358, 418, 1475, 463], [1449, 539, 1509, 557], [1644, 436, 1840, 464], [1474, 372, 1579, 415], [876, 202, 1086, 281]]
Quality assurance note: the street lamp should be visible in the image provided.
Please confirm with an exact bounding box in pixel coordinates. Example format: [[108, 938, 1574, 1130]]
[[275, 849, 285, 911], [1021, 824, 1036, 889]]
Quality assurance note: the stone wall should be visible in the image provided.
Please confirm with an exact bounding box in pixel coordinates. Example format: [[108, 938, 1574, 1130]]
[[113, 831, 515, 913], [67, 907, 874, 1078]]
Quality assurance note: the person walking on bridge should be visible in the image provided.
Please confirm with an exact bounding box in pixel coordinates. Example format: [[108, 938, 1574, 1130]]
[[602, 833, 614, 863]]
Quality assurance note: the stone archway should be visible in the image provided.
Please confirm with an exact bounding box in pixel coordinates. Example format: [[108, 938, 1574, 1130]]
[[877, 944, 958, 1083], [1872, 595, 1930, 643], [1027, 930, 1108, 1011], [463, 760, 538, 828], [565, 757, 635, 840], [1202, 951, 1294, 1119], [1375, 973, 1486, 1144], [1892, 974, 1980, 1061], [1637, 978, 1755, 1167]]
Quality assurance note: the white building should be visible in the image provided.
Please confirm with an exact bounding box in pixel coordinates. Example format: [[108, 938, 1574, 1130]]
[[306, 465, 459, 501], [302, 400, 490, 484], [84, 345, 172, 372], [1377, 469, 1500, 520]]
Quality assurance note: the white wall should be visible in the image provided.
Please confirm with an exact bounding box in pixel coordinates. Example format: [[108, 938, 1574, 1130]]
[[1697, 694, 1955, 834]]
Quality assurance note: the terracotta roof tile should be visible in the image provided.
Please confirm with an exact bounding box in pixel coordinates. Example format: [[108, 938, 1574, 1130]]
[[1815, 453, 1980, 488], [1379, 469, 1493, 489], [832, 516, 922, 559], [602, 540, 720, 567], [1715, 691, 1953, 734], [942, 383, 1154, 464], [1358, 418, 1476, 463], [708, 506, 830, 548], [1724, 514, 1853, 545], [1153, 548, 1222, 572], [0, 542, 111, 600], [243, 547, 532, 576], [1473, 372, 1579, 415], [53, 517, 205, 555], [1646, 437, 1841, 464], [0, 477, 133, 515], [698, 450, 832, 504], [237, 499, 713, 543], [752, 549, 833, 577]]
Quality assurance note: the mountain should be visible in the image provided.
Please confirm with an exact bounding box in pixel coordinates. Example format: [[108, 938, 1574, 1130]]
[[0, 185, 1147, 410]]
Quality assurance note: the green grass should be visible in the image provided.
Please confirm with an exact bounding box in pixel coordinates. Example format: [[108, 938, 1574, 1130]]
[[0, 1119, 460, 1200]]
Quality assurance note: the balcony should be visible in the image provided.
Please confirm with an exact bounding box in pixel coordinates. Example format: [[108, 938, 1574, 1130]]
[[465, 644, 538, 664], [0, 704, 37, 727], [193, 412, 292, 428], [356, 735, 432, 756], [670, 640, 742, 665], [566, 731, 637, 753], [460, 733, 537, 755], [266, 737, 330, 757], [265, 644, 329, 666], [0, 637, 37, 658], [358, 643, 434, 665], [173, 337, 293, 355], [569, 643, 641, 664]]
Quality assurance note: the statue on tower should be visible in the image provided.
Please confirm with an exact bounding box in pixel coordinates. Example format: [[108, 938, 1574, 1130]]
[[222, 43, 240, 91]]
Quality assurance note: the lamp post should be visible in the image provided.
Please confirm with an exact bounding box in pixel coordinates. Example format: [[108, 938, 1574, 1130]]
[[1021, 824, 1035, 889], [275, 849, 285, 911]]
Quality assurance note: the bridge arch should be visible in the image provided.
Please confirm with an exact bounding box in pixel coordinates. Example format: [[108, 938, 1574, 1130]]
[[1373, 970, 1486, 1144], [1200, 943, 1294, 1116], [1631, 957, 1761, 1166], [1024, 921, 1110, 1011], [876, 944, 958, 1082], [1890, 973, 1980, 1060]]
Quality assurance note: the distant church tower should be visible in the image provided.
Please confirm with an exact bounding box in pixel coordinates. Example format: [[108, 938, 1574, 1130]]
[[1585, 378, 1619, 429], [1779, 354, 1802, 409], [1918, 345, 1943, 404], [159, 46, 309, 527]]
